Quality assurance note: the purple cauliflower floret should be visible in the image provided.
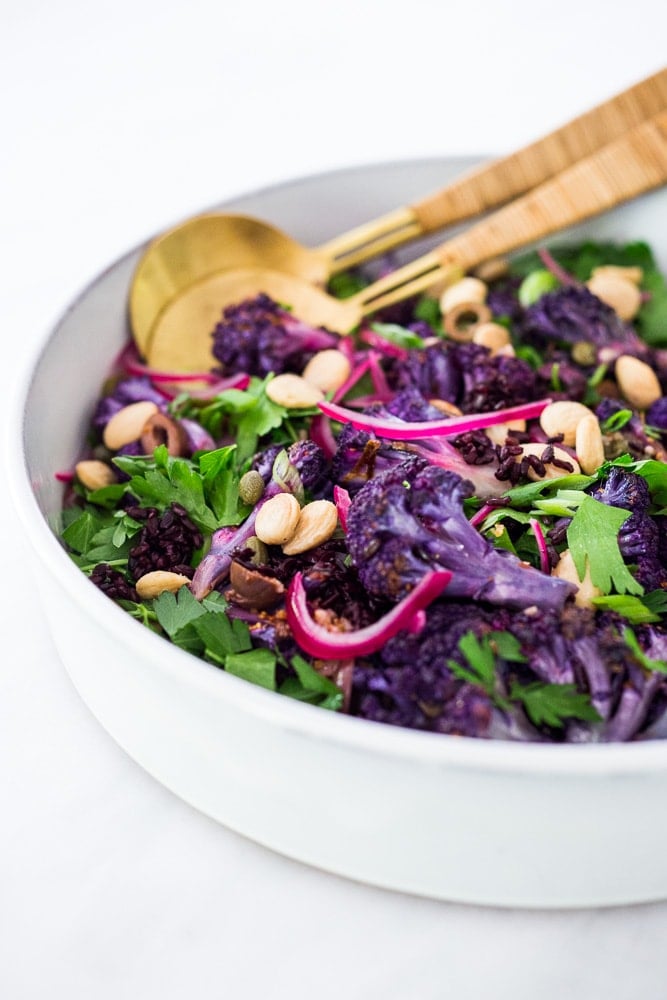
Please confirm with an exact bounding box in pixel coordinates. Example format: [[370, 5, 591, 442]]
[[487, 277, 524, 324], [345, 456, 575, 611], [590, 467, 651, 512], [251, 440, 328, 493], [384, 386, 444, 422], [92, 377, 166, 432], [536, 351, 589, 402], [393, 342, 463, 402], [211, 293, 338, 377], [589, 468, 664, 591], [522, 285, 647, 361], [459, 348, 538, 413], [284, 439, 329, 493], [647, 397, 667, 430]]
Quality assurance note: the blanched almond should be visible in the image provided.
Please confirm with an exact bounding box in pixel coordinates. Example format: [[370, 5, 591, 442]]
[[485, 419, 526, 446], [302, 349, 351, 394], [136, 570, 191, 600], [575, 414, 605, 475], [255, 493, 301, 545], [615, 355, 662, 410], [590, 264, 644, 286], [103, 401, 159, 450], [539, 400, 592, 447], [552, 549, 601, 608], [587, 272, 642, 321], [282, 500, 339, 555], [428, 399, 463, 416], [75, 459, 116, 491], [266, 374, 324, 409], [472, 322, 510, 354]]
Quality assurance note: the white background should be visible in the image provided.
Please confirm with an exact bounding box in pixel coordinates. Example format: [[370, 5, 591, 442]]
[[2, 2, 667, 997]]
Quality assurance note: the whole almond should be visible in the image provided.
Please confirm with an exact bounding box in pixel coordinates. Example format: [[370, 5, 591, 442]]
[[552, 549, 601, 608], [439, 276, 488, 315], [136, 570, 191, 600], [302, 349, 351, 394], [615, 355, 662, 410], [254, 493, 302, 545], [103, 401, 159, 450], [586, 272, 642, 321], [539, 400, 592, 447], [75, 459, 116, 491], [428, 399, 463, 416], [590, 264, 643, 286], [518, 443, 581, 481], [472, 322, 510, 354], [266, 373, 325, 409], [575, 413, 605, 474], [485, 419, 526, 446], [282, 500, 339, 555]]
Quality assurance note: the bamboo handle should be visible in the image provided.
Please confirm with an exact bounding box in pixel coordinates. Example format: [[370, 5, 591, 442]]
[[321, 68, 667, 273], [354, 111, 667, 317], [435, 110, 667, 273], [411, 67, 667, 234]]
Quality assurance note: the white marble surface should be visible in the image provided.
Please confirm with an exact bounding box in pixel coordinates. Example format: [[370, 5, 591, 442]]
[[2, 2, 667, 996]]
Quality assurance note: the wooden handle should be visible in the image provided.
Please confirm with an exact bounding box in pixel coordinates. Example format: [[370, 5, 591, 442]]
[[354, 111, 667, 318], [435, 110, 667, 272], [411, 67, 667, 234]]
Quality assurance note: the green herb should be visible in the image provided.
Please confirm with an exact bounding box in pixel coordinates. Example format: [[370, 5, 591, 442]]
[[226, 649, 277, 690], [61, 505, 143, 570], [591, 594, 661, 624], [448, 629, 600, 728], [518, 268, 559, 307], [412, 295, 442, 332], [447, 631, 507, 703], [114, 445, 220, 534], [567, 495, 643, 596], [514, 344, 544, 369], [279, 655, 344, 710], [509, 682, 601, 728], [370, 322, 426, 350], [328, 270, 369, 299], [501, 473, 595, 509], [199, 445, 247, 525], [642, 591, 667, 616], [601, 409, 633, 433], [624, 627, 667, 674]]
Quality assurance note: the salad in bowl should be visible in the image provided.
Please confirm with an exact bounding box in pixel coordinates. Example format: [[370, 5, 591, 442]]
[[58, 235, 667, 745]]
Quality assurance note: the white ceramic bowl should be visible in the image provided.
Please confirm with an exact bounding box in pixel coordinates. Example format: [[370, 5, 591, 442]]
[[9, 157, 667, 909]]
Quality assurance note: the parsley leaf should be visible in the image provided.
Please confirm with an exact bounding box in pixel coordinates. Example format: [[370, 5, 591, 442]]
[[114, 446, 220, 534], [279, 655, 344, 711], [567, 495, 643, 596], [370, 322, 426, 350], [449, 629, 600, 729], [509, 682, 601, 728], [226, 649, 277, 690], [591, 594, 661, 624], [624, 627, 667, 675]]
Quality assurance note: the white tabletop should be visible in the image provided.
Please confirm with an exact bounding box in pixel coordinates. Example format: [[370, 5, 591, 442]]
[[3, 2, 667, 996]]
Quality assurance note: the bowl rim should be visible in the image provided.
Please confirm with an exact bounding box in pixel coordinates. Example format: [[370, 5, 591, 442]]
[[9, 153, 667, 778]]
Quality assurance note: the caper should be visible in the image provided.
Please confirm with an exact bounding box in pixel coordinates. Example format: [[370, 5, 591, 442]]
[[571, 341, 597, 366], [239, 470, 265, 505]]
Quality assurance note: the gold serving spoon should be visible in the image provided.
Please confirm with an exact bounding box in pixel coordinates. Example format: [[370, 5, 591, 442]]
[[131, 67, 667, 362], [146, 110, 667, 373]]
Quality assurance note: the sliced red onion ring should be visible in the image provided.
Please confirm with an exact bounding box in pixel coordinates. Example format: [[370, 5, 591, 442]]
[[318, 398, 552, 440], [530, 517, 551, 575], [286, 569, 452, 658]]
